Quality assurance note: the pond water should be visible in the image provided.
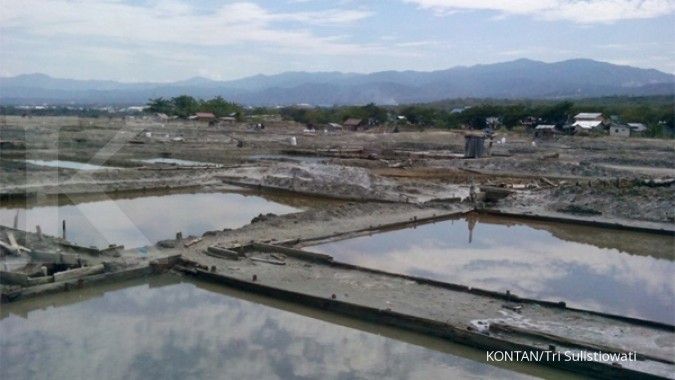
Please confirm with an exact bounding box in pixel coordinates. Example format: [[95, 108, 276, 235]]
[[0, 190, 301, 249], [307, 214, 675, 324], [24, 159, 114, 171], [249, 154, 327, 164], [0, 275, 577, 380], [138, 158, 219, 166]]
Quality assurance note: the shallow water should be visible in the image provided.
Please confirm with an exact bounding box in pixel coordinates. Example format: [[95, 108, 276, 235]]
[[307, 214, 675, 324], [249, 154, 326, 164], [24, 159, 113, 170], [139, 158, 218, 166], [0, 275, 578, 380], [0, 191, 300, 249]]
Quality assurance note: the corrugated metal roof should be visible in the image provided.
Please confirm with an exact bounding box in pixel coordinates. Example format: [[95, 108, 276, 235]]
[[573, 120, 603, 129], [574, 112, 603, 119], [628, 123, 647, 131], [535, 124, 556, 130]]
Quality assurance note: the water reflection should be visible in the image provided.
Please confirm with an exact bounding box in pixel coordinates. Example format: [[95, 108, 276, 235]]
[[0, 191, 300, 249], [0, 276, 550, 380], [139, 158, 218, 166], [308, 214, 675, 324], [24, 159, 114, 170]]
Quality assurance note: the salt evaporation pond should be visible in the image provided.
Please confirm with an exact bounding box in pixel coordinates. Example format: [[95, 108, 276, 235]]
[[307, 214, 675, 324], [24, 159, 114, 170], [138, 158, 219, 166], [0, 190, 301, 249], [0, 274, 577, 380]]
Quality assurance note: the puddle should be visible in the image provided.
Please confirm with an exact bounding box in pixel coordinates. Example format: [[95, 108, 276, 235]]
[[23, 159, 114, 171], [138, 158, 220, 166], [249, 154, 327, 164], [0, 190, 301, 249], [307, 214, 675, 324], [0, 274, 576, 380]]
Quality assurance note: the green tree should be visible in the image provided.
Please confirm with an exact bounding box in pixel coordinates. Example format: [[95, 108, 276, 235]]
[[147, 97, 174, 115]]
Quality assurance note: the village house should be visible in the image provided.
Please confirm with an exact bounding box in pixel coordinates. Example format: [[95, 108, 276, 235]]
[[326, 123, 343, 133], [534, 124, 557, 139], [342, 118, 364, 131], [190, 112, 216, 122], [628, 123, 647, 135], [572, 112, 606, 133], [609, 123, 631, 137], [219, 116, 236, 124], [521, 116, 540, 129]]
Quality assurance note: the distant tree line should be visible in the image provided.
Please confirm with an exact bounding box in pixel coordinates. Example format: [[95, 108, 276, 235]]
[[146, 95, 243, 119], [2, 95, 672, 137], [278, 103, 388, 125], [276, 96, 674, 137]]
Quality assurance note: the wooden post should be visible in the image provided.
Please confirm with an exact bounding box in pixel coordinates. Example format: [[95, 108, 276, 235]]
[[62, 220, 66, 240], [36, 225, 43, 240]]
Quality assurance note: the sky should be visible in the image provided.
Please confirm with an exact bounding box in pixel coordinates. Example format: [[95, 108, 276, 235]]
[[1, 0, 674, 82]]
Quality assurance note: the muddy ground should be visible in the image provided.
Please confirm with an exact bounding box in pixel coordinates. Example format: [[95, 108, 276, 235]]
[[1, 115, 673, 226]]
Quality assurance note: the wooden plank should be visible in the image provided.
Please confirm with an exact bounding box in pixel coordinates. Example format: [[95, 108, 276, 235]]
[[53, 264, 105, 282]]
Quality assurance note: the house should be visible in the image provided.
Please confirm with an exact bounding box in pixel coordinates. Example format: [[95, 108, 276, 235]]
[[219, 116, 236, 124], [521, 116, 539, 128], [326, 123, 343, 132], [534, 124, 556, 139], [609, 124, 631, 137], [572, 112, 606, 133], [628, 123, 647, 134], [343, 118, 364, 131], [192, 112, 216, 122]]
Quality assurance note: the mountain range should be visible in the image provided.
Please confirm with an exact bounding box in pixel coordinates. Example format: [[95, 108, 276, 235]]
[[1, 59, 673, 106]]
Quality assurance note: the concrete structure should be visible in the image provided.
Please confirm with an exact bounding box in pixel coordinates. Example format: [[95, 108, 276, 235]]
[[464, 133, 486, 158], [610, 123, 631, 137]]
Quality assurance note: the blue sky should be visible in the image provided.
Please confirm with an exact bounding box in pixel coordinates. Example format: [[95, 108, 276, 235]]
[[1, 0, 674, 81]]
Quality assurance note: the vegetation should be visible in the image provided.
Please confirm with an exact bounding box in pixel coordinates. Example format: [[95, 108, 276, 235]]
[[278, 103, 388, 125], [1, 95, 671, 137], [147, 95, 243, 119], [275, 96, 673, 137]]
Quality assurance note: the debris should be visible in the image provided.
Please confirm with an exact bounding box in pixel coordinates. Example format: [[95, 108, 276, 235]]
[[557, 204, 602, 216], [53, 264, 105, 282], [250, 257, 286, 265], [205, 246, 242, 260], [540, 177, 557, 187], [183, 237, 203, 247], [502, 303, 523, 312]]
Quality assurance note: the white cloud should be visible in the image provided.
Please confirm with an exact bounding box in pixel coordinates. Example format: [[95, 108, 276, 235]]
[[0, 1, 373, 54], [405, 0, 675, 23]]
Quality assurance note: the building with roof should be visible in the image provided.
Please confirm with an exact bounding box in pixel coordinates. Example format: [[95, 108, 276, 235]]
[[628, 123, 647, 134], [190, 112, 216, 122], [572, 112, 606, 133], [609, 124, 631, 137], [534, 124, 557, 139], [342, 118, 364, 131]]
